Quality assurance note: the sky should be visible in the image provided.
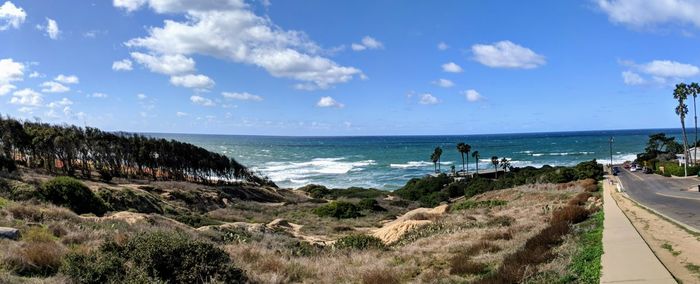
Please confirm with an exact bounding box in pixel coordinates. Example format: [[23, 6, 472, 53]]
[[2, 0, 700, 136]]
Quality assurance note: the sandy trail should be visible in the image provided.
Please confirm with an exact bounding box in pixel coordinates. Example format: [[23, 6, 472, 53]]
[[611, 183, 700, 283]]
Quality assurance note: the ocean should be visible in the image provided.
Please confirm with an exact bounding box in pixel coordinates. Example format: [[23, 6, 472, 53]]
[[150, 129, 684, 190]]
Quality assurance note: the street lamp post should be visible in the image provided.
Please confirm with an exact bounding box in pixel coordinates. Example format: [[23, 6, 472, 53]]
[[609, 136, 614, 173]]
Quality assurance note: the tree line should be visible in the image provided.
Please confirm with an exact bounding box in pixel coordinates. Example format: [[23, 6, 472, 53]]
[[0, 114, 271, 186]]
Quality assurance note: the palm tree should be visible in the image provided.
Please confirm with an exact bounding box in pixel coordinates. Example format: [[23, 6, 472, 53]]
[[430, 152, 438, 173], [500, 157, 511, 172], [690, 82, 700, 165], [674, 83, 690, 176], [491, 156, 499, 178], [472, 151, 480, 174], [456, 142, 471, 173], [435, 147, 443, 172]]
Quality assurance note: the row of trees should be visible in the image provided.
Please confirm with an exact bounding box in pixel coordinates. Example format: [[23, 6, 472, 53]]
[[673, 82, 700, 176], [430, 143, 511, 178], [0, 115, 271, 185]]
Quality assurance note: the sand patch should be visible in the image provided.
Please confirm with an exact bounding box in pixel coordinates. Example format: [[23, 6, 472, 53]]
[[371, 204, 449, 244]]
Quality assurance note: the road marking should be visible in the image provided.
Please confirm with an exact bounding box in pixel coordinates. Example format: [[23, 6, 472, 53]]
[[656, 191, 700, 201]]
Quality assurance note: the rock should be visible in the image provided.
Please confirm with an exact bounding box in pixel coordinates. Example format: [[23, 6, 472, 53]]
[[0, 227, 20, 240]]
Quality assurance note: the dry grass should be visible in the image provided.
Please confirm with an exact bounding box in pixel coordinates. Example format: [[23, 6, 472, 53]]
[[568, 192, 593, 206], [481, 229, 513, 241], [449, 253, 489, 275], [2, 241, 66, 276], [361, 268, 401, 284]]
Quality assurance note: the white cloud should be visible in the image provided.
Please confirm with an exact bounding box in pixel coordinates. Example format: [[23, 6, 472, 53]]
[[640, 60, 699, 77], [432, 78, 454, 88], [350, 43, 366, 51], [352, 36, 383, 51], [130, 52, 195, 75], [463, 89, 483, 102], [113, 0, 147, 12], [222, 91, 263, 101], [0, 1, 25, 30], [29, 71, 41, 78], [10, 88, 42, 106], [0, 83, 14, 95], [47, 97, 73, 108], [622, 71, 645, 85], [316, 96, 344, 108], [89, 92, 108, 98], [112, 59, 133, 71], [137, 93, 147, 100], [596, 0, 700, 29], [37, 18, 60, 39], [441, 62, 463, 73], [114, 0, 246, 13], [190, 95, 215, 106], [0, 58, 23, 95], [122, 1, 362, 90], [17, 106, 33, 113], [40, 81, 70, 93], [437, 42, 449, 51], [54, 74, 79, 84], [419, 93, 439, 105], [176, 111, 188, 117], [472, 40, 545, 69], [170, 74, 214, 89]]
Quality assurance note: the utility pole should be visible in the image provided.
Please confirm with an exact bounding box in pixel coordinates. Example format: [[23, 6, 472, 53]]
[[609, 136, 614, 174]]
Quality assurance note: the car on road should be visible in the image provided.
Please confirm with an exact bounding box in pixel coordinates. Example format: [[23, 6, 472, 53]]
[[630, 166, 637, 172]]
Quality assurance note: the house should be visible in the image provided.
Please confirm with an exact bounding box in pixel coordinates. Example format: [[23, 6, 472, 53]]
[[677, 147, 700, 165]]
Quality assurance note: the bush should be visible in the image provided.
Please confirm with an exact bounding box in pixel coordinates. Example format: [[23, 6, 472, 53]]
[[0, 155, 17, 172], [313, 201, 362, 219], [328, 187, 388, 199], [449, 254, 488, 275], [97, 187, 163, 214], [451, 199, 507, 211], [0, 179, 41, 201], [62, 232, 247, 284], [486, 215, 515, 227], [334, 234, 385, 250], [3, 241, 65, 276], [394, 174, 451, 204], [551, 205, 590, 225], [98, 168, 112, 182], [358, 198, 385, 211], [574, 160, 604, 180], [464, 177, 495, 198], [568, 192, 593, 206], [39, 176, 108, 216], [297, 184, 331, 199]]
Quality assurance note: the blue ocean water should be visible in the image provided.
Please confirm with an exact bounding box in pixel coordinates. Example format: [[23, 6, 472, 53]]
[[150, 129, 683, 190]]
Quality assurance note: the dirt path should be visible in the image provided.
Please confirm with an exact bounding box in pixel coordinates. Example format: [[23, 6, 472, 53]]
[[611, 179, 700, 283]]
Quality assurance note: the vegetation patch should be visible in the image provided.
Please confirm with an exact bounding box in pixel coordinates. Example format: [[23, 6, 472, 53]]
[[313, 201, 362, 219], [661, 243, 681, 256], [451, 199, 507, 212], [62, 231, 246, 283], [39, 177, 108, 216], [97, 187, 164, 214], [334, 234, 385, 250], [563, 211, 604, 283]]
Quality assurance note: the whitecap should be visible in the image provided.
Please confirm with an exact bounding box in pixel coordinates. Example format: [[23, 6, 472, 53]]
[[390, 161, 432, 168]]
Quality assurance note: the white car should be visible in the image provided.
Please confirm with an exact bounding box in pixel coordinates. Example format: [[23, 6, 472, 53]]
[[630, 167, 637, 172]]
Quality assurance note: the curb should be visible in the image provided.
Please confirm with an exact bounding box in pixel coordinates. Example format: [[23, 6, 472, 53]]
[[620, 192, 700, 235]]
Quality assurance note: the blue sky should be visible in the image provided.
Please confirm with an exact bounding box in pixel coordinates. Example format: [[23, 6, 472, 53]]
[[1, 0, 700, 136]]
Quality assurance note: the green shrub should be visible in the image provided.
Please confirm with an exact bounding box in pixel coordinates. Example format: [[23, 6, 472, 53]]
[[0, 155, 17, 172], [451, 200, 507, 211], [394, 174, 451, 204], [97, 168, 112, 182], [464, 177, 494, 198], [334, 234, 385, 250], [358, 198, 385, 211], [444, 182, 468, 198], [297, 184, 331, 199], [97, 187, 163, 214], [39, 177, 108, 216], [0, 178, 41, 201], [171, 212, 222, 228], [328, 187, 388, 199], [574, 160, 604, 180], [313, 201, 362, 219], [62, 232, 246, 284]]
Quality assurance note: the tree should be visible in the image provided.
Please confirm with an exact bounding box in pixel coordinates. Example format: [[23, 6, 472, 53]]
[[456, 143, 471, 173], [472, 151, 480, 174], [431, 147, 443, 173], [491, 156, 499, 178], [690, 82, 700, 165], [674, 83, 690, 176], [500, 157, 511, 172]]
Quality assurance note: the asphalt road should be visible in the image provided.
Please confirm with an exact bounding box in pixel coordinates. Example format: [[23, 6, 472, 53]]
[[616, 169, 700, 231]]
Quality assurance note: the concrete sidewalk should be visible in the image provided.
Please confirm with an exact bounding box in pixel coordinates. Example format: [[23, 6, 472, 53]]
[[601, 178, 676, 284]]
